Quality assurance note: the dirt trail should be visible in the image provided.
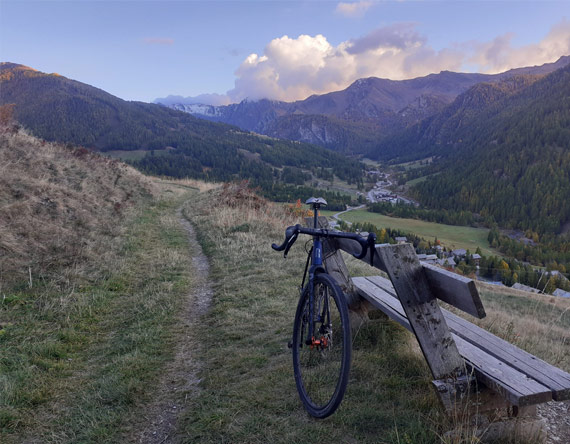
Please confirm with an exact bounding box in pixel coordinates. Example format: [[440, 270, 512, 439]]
[[131, 205, 212, 443]]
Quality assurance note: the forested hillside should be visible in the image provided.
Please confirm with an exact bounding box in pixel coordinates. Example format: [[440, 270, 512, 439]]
[[0, 63, 364, 200], [372, 74, 545, 162], [382, 64, 570, 235]]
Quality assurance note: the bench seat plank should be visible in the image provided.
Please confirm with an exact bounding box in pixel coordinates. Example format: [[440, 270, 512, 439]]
[[362, 275, 570, 402], [353, 276, 554, 406], [443, 310, 570, 401]]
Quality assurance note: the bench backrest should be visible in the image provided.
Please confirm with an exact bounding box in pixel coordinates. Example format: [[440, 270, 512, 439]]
[[309, 216, 488, 383], [333, 234, 486, 319]]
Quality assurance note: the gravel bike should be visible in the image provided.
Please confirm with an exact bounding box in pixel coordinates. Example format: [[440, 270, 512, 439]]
[[272, 197, 376, 418]]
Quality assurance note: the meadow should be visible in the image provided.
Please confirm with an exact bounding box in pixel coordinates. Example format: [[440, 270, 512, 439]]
[[338, 209, 498, 256]]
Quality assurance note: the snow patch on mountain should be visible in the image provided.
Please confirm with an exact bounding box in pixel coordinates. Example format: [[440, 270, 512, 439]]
[[171, 103, 222, 117]]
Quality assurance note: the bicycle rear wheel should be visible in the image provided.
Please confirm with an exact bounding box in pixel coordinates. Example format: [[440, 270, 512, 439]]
[[292, 273, 351, 418]]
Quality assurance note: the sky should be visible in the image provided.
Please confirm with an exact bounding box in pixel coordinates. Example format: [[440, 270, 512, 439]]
[[1, 0, 570, 104]]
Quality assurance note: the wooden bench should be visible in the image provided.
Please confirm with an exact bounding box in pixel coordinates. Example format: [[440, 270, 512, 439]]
[[310, 217, 570, 441]]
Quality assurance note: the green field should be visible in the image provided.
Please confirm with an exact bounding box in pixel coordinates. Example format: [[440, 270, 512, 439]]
[[405, 176, 428, 186], [319, 209, 343, 218], [338, 209, 499, 256]]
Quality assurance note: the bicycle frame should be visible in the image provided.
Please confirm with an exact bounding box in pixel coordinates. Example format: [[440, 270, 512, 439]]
[[305, 224, 325, 347], [271, 198, 377, 346]]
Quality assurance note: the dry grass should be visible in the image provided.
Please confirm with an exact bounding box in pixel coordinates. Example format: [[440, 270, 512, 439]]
[[161, 178, 221, 193], [0, 170, 196, 442], [0, 127, 154, 289], [473, 282, 570, 371]]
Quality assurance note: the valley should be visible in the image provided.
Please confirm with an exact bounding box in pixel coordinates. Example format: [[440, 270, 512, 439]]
[[1, 79, 569, 442], [2, 57, 569, 294], [3, 3, 570, 443]]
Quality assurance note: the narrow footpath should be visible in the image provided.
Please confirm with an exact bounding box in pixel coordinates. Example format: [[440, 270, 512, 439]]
[[133, 204, 213, 444]]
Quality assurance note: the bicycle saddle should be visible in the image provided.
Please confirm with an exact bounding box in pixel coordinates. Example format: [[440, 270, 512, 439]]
[[306, 197, 327, 207]]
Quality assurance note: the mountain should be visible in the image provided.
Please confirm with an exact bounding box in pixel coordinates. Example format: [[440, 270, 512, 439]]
[[372, 73, 547, 161], [404, 63, 570, 235], [0, 62, 363, 188], [159, 56, 570, 153]]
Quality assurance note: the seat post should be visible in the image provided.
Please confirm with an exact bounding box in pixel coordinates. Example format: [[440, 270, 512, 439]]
[[312, 203, 319, 229]]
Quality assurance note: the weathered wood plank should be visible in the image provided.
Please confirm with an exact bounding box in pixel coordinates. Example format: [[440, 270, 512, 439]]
[[354, 275, 566, 404], [367, 274, 570, 401], [352, 277, 411, 331], [375, 243, 465, 380], [453, 336, 552, 406], [443, 310, 570, 401], [422, 262, 486, 319], [335, 237, 484, 318]]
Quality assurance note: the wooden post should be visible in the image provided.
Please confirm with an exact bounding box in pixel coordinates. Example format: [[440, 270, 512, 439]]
[[375, 243, 466, 381]]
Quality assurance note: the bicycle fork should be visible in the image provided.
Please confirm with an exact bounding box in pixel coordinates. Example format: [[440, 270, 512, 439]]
[[288, 239, 330, 350]]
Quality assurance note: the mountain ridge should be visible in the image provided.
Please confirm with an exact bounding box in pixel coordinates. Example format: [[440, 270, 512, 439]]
[[0, 62, 364, 188], [158, 56, 570, 152]]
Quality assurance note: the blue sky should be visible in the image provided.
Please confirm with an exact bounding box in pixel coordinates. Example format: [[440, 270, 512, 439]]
[[1, 1, 569, 103]]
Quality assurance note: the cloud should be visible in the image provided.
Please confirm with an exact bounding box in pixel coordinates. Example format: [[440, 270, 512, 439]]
[[143, 38, 174, 46], [227, 24, 464, 102], [347, 22, 425, 54], [335, 1, 373, 18], [226, 20, 570, 103], [469, 19, 570, 73]]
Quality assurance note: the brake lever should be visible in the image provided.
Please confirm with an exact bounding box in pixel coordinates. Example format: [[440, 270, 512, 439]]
[[271, 225, 300, 253], [352, 232, 377, 265], [283, 232, 299, 258]]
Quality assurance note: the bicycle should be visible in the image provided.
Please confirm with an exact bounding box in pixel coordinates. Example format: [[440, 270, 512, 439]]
[[272, 197, 376, 418]]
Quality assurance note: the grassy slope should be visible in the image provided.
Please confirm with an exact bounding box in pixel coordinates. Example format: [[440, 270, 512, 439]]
[[0, 183, 198, 442], [181, 184, 453, 444], [0, 125, 201, 441], [180, 186, 568, 444], [339, 209, 497, 257], [2, 150, 567, 443]]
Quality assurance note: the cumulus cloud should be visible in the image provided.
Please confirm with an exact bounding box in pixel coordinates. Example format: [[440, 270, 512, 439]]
[[227, 24, 464, 102], [143, 37, 174, 46], [226, 20, 570, 103], [470, 19, 570, 73], [335, 1, 373, 18]]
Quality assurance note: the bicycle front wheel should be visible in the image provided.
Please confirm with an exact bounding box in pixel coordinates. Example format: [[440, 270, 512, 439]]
[[292, 273, 351, 418]]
